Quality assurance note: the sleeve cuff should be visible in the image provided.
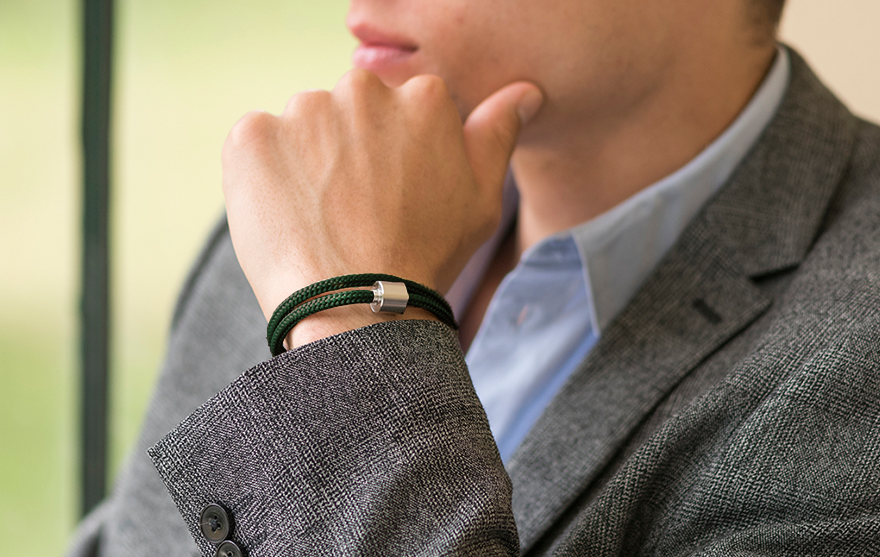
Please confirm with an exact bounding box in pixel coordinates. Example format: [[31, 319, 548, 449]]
[[148, 319, 517, 556]]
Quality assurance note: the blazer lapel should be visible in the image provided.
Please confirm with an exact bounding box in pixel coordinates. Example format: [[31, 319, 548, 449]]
[[507, 47, 859, 552]]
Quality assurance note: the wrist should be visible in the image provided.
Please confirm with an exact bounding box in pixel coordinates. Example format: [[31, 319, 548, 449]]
[[267, 274, 456, 354]]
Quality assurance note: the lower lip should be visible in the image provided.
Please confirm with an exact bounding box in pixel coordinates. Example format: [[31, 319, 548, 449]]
[[352, 44, 417, 73]]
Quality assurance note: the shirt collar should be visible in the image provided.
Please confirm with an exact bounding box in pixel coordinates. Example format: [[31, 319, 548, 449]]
[[574, 46, 790, 334], [447, 46, 790, 330]]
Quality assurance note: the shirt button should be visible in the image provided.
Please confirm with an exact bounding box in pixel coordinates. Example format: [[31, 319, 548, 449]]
[[215, 540, 243, 557], [199, 504, 231, 543]]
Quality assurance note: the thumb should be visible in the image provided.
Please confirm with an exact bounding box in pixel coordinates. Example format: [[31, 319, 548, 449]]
[[463, 81, 544, 191]]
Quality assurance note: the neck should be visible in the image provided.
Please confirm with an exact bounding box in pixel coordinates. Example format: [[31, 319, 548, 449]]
[[510, 43, 778, 255]]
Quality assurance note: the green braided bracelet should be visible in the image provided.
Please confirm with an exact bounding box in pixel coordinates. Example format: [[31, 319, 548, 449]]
[[267, 273, 451, 337], [267, 273, 457, 357]]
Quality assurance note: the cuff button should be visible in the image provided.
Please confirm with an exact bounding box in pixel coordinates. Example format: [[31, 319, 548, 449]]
[[199, 504, 231, 543], [216, 540, 243, 557]]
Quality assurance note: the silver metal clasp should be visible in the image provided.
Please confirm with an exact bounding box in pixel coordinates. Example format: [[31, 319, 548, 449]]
[[371, 281, 408, 314]]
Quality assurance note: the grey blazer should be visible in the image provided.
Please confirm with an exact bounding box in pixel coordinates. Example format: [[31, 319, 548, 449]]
[[66, 48, 880, 556]]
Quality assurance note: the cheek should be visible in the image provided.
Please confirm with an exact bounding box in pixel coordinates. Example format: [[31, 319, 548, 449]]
[[405, 0, 538, 114], [403, 0, 671, 120], [423, 29, 533, 117]]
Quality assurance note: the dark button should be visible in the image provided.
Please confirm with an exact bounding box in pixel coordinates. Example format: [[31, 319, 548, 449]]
[[199, 504, 230, 543], [215, 540, 243, 557]]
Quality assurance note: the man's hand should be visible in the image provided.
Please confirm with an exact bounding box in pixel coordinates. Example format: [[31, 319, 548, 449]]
[[222, 69, 543, 347]]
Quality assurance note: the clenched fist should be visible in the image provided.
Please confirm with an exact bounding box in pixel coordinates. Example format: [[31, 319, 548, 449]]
[[222, 69, 543, 347]]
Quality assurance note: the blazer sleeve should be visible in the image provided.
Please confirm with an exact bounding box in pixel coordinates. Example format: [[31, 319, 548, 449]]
[[148, 319, 520, 557]]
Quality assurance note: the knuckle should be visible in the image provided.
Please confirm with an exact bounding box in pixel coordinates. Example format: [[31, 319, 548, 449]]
[[284, 89, 330, 115], [404, 74, 449, 105], [336, 68, 382, 94], [226, 110, 277, 151]]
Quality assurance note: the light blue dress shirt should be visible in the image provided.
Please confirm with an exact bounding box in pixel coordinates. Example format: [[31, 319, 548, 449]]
[[447, 48, 791, 463]]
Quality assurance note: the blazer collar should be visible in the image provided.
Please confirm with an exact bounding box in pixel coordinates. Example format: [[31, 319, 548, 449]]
[[699, 47, 858, 278], [506, 47, 860, 553]]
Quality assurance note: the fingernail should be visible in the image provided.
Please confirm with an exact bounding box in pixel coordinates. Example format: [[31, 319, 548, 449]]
[[517, 89, 544, 124]]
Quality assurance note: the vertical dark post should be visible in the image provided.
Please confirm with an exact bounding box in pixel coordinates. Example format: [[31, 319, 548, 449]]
[[80, 0, 113, 517]]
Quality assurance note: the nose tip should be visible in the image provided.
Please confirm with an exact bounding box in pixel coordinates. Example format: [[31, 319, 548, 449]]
[[344, 2, 363, 34]]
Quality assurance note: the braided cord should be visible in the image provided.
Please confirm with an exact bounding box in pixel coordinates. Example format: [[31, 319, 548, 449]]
[[408, 293, 455, 325], [267, 273, 457, 357], [268, 274, 449, 338], [269, 289, 374, 356]]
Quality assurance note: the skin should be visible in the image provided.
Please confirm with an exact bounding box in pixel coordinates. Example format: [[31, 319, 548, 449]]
[[222, 0, 778, 350]]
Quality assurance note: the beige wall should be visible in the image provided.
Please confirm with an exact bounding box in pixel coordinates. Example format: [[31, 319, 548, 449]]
[[780, 0, 880, 123]]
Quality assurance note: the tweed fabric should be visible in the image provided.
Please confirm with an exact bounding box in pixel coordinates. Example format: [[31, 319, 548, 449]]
[[65, 218, 271, 557], [151, 321, 516, 556], [66, 48, 880, 556]]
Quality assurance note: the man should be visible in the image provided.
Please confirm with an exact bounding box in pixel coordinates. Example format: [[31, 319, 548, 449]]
[[67, 0, 880, 554]]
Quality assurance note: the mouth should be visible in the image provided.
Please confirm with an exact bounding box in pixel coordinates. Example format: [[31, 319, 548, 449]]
[[348, 23, 419, 74]]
